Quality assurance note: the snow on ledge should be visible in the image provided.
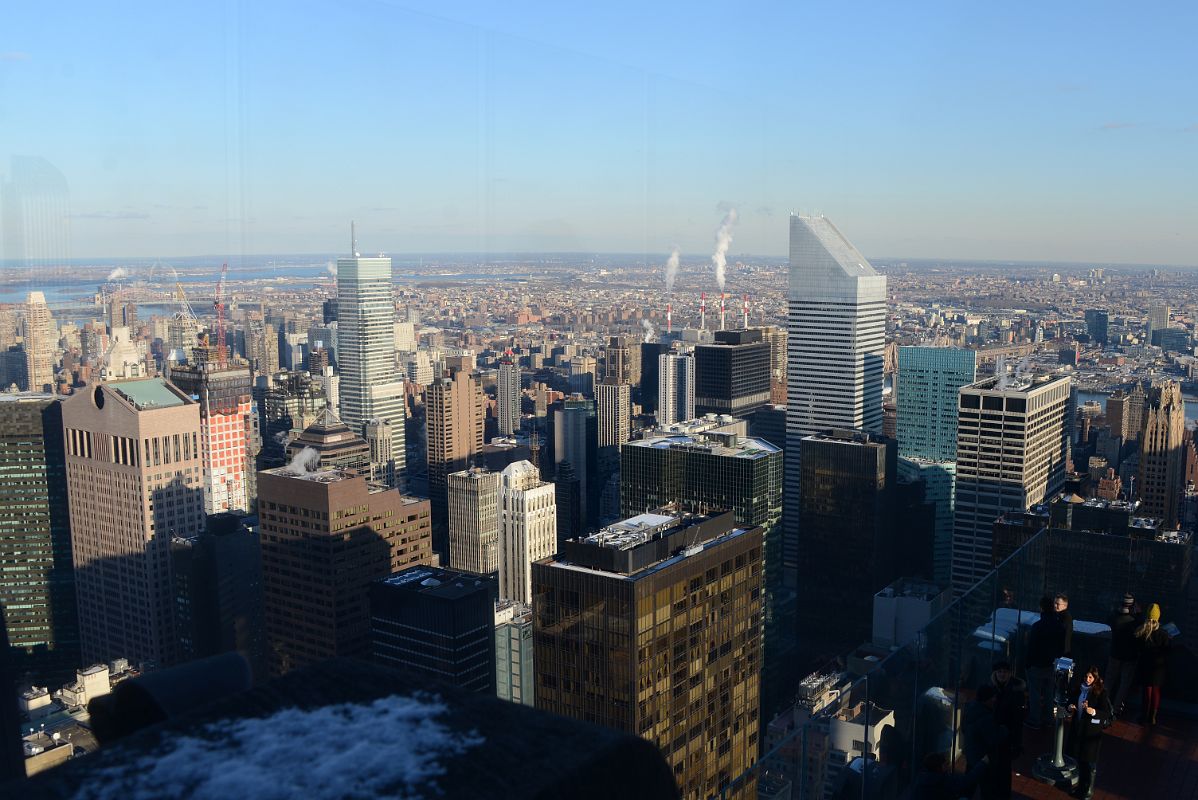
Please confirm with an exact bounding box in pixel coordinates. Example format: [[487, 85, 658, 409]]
[[73, 694, 483, 800]]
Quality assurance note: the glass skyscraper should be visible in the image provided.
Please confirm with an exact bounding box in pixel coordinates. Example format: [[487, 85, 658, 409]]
[[337, 246, 406, 488], [896, 346, 976, 462]]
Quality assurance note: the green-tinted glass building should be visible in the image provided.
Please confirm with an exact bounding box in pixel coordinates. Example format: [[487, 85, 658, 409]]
[[896, 346, 976, 462], [0, 394, 79, 684]]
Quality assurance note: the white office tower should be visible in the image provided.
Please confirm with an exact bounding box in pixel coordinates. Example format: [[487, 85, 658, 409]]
[[786, 215, 887, 438], [952, 375, 1070, 595], [336, 241, 405, 487], [394, 320, 417, 353], [321, 365, 340, 411], [365, 418, 395, 487], [498, 460, 557, 604], [447, 467, 501, 575], [657, 352, 695, 426], [497, 355, 521, 436]]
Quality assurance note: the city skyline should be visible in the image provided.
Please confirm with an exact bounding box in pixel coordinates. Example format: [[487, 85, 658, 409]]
[[3, 3, 1196, 264]]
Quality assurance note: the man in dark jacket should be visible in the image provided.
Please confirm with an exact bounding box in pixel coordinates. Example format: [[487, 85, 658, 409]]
[[1106, 594, 1139, 715], [990, 660, 1027, 755], [962, 685, 1010, 799], [1025, 595, 1066, 729], [1055, 593, 1074, 657]]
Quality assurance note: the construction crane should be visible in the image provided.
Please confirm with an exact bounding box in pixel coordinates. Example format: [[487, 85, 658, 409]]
[[213, 262, 228, 365]]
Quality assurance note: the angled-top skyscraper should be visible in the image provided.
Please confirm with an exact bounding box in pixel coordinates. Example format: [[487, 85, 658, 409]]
[[337, 228, 406, 488], [786, 216, 886, 594]]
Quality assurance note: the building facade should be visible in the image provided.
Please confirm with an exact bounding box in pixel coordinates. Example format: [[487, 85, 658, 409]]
[[168, 359, 255, 514], [952, 375, 1070, 594], [447, 467, 501, 575], [533, 512, 763, 800], [257, 466, 433, 675], [895, 346, 976, 463], [22, 292, 55, 393], [497, 355, 520, 437], [693, 329, 771, 418], [498, 460, 556, 604], [1137, 381, 1185, 528], [0, 394, 78, 683], [63, 379, 204, 667], [370, 565, 496, 692], [494, 600, 534, 705], [336, 250, 406, 486], [657, 352, 695, 426]]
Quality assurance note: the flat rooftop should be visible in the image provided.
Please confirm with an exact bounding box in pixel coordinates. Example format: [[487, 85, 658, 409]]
[[582, 513, 678, 550], [110, 378, 189, 410], [379, 566, 493, 601], [631, 433, 779, 458]]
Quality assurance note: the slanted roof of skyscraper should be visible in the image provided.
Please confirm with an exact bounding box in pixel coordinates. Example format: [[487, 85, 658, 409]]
[[792, 215, 879, 277], [109, 378, 189, 410]]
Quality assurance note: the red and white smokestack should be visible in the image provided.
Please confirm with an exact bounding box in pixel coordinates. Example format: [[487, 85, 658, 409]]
[[667, 302, 673, 334], [700, 292, 706, 330], [742, 294, 749, 329], [720, 292, 727, 331]]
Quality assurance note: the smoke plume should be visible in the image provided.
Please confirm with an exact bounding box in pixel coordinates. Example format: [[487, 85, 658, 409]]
[[285, 446, 320, 474], [664, 247, 680, 293], [711, 209, 737, 291], [326, 260, 337, 277], [642, 319, 655, 343], [107, 267, 130, 281]]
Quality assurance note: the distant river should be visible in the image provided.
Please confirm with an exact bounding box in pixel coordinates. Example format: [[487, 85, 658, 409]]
[[1076, 390, 1198, 425]]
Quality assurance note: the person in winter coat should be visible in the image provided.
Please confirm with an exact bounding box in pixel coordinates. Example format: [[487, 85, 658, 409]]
[[1135, 603, 1171, 725], [1066, 666, 1113, 799], [990, 660, 1027, 760], [1025, 595, 1066, 729], [1055, 592, 1074, 657], [1105, 594, 1139, 715]]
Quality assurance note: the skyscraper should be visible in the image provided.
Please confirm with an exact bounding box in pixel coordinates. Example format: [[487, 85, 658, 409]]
[[1084, 309, 1109, 346], [657, 351, 694, 426], [284, 407, 370, 474], [498, 460, 556, 604], [0, 394, 78, 683], [639, 342, 667, 415], [22, 292, 55, 393], [493, 600, 534, 705], [596, 380, 630, 450], [620, 424, 791, 714], [1106, 382, 1146, 443], [693, 329, 771, 418], [603, 335, 640, 386], [257, 464, 433, 675], [447, 467, 501, 575], [336, 242, 406, 487], [496, 353, 520, 437], [553, 395, 597, 529], [896, 347, 977, 462], [533, 511, 762, 800], [786, 215, 887, 606], [952, 375, 1070, 594], [63, 379, 205, 666], [1147, 304, 1169, 338], [370, 566, 496, 693], [365, 418, 395, 487], [1137, 381, 1185, 529], [168, 358, 255, 514], [568, 356, 597, 396], [797, 430, 898, 658], [426, 367, 486, 553]]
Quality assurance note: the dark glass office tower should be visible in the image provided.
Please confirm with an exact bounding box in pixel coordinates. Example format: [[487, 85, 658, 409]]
[[797, 430, 899, 662], [0, 395, 78, 685], [693, 329, 771, 418], [1084, 309, 1109, 345], [639, 342, 667, 415], [533, 511, 762, 800], [620, 427, 793, 716], [369, 566, 497, 692]]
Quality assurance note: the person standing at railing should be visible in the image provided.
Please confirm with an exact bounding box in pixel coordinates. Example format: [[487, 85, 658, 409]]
[[1135, 603, 1170, 725], [1105, 593, 1139, 717], [990, 659, 1027, 759], [1065, 666, 1113, 800], [1024, 595, 1066, 730], [1054, 592, 1074, 657]]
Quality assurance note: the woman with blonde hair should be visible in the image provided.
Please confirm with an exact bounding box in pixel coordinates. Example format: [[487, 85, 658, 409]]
[[1135, 603, 1170, 725]]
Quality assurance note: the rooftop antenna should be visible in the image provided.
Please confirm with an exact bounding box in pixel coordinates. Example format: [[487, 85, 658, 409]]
[[351, 221, 359, 257]]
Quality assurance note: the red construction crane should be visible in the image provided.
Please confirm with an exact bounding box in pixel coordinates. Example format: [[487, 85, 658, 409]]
[[214, 261, 228, 364]]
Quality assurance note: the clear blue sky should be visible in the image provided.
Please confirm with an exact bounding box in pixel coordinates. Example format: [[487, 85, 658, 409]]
[[2, 1, 1195, 264]]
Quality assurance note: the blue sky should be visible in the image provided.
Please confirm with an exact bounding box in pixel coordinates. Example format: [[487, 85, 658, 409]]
[[2, 1, 1195, 263]]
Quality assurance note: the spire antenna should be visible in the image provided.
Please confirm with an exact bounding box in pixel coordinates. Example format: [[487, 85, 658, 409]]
[[351, 220, 358, 257]]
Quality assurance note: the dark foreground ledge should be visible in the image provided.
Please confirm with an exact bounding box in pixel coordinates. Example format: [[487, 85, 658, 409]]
[[7, 658, 679, 800]]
